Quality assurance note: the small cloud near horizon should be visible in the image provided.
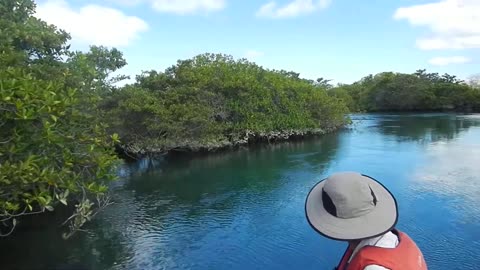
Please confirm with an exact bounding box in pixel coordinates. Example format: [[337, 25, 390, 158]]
[[256, 0, 331, 18], [428, 56, 471, 66], [107, 0, 226, 15], [244, 50, 265, 60]]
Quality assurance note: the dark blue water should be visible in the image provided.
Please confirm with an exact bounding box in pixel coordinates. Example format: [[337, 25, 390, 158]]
[[2, 114, 480, 270]]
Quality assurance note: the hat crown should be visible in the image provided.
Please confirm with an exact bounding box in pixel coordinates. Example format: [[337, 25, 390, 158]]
[[323, 172, 376, 219]]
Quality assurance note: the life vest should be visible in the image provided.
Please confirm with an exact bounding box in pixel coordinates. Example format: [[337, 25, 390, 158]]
[[336, 230, 427, 270]]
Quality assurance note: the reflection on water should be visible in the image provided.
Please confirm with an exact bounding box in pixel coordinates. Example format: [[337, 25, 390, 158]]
[[408, 129, 480, 270], [413, 132, 480, 223], [2, 113, 480, 270], [107, 135, 343, 270], [353, 113, 479, 143]]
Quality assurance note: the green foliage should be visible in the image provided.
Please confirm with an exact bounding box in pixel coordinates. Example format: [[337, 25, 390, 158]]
[[66, 46, 128, 94], [106, 53, 349, 154], [0, 0, 119, 237], [329, 69, 480, 112]]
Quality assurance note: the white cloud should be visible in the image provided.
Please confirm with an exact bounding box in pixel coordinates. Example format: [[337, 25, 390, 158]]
[[36, 0, 148, 47], [244, 50, 264, 60], [152, 0, 225, 14], [256, 0, 331, 18], [106, 0, 144, 6], [394, 0, 480, 50], [109, 0, 225, 14], [417, 36, 480, 50], [428, 56, 471, 66]]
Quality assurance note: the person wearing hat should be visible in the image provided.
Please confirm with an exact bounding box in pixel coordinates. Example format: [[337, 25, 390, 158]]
[[305, 172, 427, 270]]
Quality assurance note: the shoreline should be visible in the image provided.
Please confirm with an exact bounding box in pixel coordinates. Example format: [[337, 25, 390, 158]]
[[115, 125, 344, 160], [114, 111, 480, 161]]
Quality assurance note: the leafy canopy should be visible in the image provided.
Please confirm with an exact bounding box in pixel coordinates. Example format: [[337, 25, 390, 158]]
[[106, 53, 349, 155], [0, 0, 122, 238]]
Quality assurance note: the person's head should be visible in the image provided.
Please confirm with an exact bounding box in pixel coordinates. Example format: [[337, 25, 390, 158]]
[[305, 172, 398, 241]]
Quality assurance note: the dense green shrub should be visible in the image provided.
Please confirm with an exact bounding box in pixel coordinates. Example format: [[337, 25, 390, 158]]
[[106, 54, 349, 154], [0, 0, 120, 237]]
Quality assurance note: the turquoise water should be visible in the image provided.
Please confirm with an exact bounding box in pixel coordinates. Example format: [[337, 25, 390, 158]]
[[2, 114, 480, 269]]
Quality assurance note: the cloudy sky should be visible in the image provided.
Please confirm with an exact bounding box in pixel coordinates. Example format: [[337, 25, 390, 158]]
[[35, 0, 479, 84]]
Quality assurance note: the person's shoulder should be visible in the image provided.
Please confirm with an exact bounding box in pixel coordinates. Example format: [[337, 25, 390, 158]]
[[369, 231, 398, 249], [364, 265, 390, 270]]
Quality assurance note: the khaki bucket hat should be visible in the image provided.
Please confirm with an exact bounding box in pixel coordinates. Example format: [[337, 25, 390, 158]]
[[305, 172, 398, 240]]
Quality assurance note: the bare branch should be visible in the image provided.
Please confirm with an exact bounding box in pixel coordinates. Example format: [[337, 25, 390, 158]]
[[0, 207, 45, 222], [0, 137, 14, 144], [0, 220, 16, 237]]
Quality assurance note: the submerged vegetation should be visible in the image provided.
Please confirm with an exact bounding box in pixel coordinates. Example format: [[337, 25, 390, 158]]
[[1, 0, 479, 236]]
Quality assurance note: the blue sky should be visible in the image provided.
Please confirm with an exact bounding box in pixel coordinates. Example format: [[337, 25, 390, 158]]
[[36, 0, 479, 84]]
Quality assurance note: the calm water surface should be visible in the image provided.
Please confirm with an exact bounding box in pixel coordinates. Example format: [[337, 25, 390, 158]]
[[2, 114, 480, 270]]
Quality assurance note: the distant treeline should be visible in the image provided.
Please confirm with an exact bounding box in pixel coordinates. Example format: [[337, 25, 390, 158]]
[[328, 70, 480, 112]]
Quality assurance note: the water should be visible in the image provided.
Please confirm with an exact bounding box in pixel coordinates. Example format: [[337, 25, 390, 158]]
[[2, 113, 480, 270]]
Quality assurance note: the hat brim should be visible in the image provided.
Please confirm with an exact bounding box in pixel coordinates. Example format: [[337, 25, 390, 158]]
[[305, 174, 398, 241]]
